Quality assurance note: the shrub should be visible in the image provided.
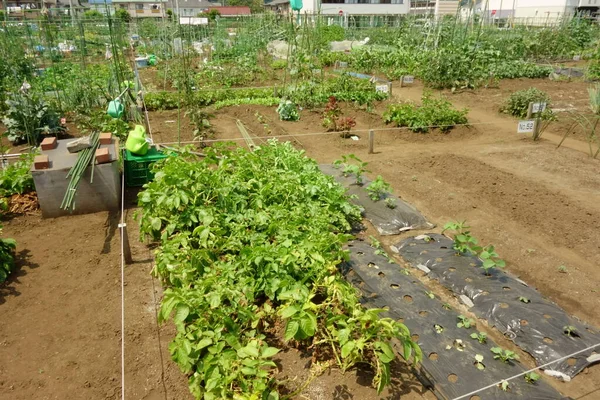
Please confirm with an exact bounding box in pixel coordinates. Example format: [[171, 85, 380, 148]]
[[0, 225, 17, 283], [2, 91, 63, 145], [383, 92, 468, 133], [500, 88, 552, 119]]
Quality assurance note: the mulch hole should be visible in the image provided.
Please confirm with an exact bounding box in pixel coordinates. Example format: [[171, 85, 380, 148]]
[[567, 358, 577, 366], [368, 262, 379, 269], [428, 352, 438, 361], [503, 286, 511, 291], [378, 272, 385, 278], [470, 396, 481, 400], [521, 319, 528, 326], [465, 277, 473, 283], [390, 284, 400, 289], [499, 303, 509, 309], [403, 295, 413, 303], [419, 311, 428, 317], [357, 251, 364, 255], [543, 314, 552, 319], [543, 337, 553, 344], [448, 267, 456, 272], [448, 374, 458, 383], [411, 334, 420, 342]]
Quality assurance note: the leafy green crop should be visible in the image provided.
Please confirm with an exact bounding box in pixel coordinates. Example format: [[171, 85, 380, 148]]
[[366, 176, 392, 202], [500, 88, 554, 120], [383, 92, 468, 133], [0, 154, 35, 198], [138, 141, 420, 399], [276, 100, 300, 121], [442, 221, 481, 255], [333, 154, 370, 185], [0, 224, 17, 283], [491, 347, 519, 363]]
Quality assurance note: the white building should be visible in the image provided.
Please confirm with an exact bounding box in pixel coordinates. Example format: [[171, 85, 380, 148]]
[[477, 0, 599, 21], [292, 0, 458, 17]]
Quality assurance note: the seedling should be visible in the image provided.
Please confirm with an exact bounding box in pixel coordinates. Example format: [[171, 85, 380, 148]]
[[384, 197, 397, 209], [479, 245, 506, 275], [474, 354, 485, 370], [366, 176, 392, 201], [442, 303, 452, 310], [434, 324, 444, 334], [563, 325, 578, 337], [457, 315, 475, 329], [519, 296, 530, 303], [558, 265, 568, 274], [425, 291, 436, 300], [470, 331, 487, 344], [442, 221, 481, 255], [333, 154, 370, 185], [524, 372, 540, 384], [499, 380, 510, 392], [369, 235, 395, 264], [445, 339, 465, 352], [491, 347, 519, 363]]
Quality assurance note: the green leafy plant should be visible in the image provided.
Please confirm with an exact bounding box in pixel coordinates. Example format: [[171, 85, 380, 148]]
[[500, 88, 554, 120], [366, 176, 392, 202], [213, 97, 280, 110], [384, 198, 397, 209], [525, 371, 540, 384], [563, 325, 578, 337], [3, 90, 63, 145], [383, 92, 468, 133], [442, 221, 481, 255], [0, 224, 17, 283], [491, 347, 519, 363], [558, 265, 568, 273], [500, 380, 510, 392], [0, 154, 35, 198], [138, 141, 420, 398], [457, 315, 475, 329], [276, 100, 300, 121], [479, 245, 506, 275], [185, 109, 213, 139], [333, 154, 369, 185], [321, 96, 357, 138], [470, 331, 487, 344], [474, 354, 485, 370], [519, 297, 530, 304]]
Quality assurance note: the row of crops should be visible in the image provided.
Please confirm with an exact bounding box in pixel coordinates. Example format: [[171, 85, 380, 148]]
[[137, 142, 420, 398]]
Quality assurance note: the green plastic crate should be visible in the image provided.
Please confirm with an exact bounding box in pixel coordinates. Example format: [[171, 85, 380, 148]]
[[124, 147, 168, 187]]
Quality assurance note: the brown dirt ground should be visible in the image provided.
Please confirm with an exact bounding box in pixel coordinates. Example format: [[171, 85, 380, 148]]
[[2, 75, 600, 400]]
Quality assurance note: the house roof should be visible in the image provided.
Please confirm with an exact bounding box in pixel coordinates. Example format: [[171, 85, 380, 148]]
[[207, 6, 251, 15]]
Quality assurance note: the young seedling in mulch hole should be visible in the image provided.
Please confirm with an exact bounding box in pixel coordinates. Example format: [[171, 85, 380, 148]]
[[446, 339, 466, 352], [474, 354, 485, 370], [384, 197, 397, 209], [479, 245, 506, 275], [333, 154, 369, 185], [491, 347, 519, 363], [434, 324, 444, 334], [366, 176, 392, 202], [558, 265, 568, 274], [519, 296, 530, 303], [470, 331, 487, 344], [442, 221, 481, 255], [369, 235, 395, 264], [425, 291, 436, 300], [563, 325, 579, 337], [525, 372, 540, 384], [457, 315, 475, 329], [442, 303, 452, 310], [499, 380, 510, 392]]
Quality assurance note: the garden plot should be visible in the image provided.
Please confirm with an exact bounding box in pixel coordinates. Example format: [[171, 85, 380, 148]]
[[343, 239, 565, 400], [394, 234, 600, 379]]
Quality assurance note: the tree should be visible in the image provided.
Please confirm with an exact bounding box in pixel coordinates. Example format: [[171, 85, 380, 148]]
[[115, 8, 131, 23], [225, 0, 264, 14]]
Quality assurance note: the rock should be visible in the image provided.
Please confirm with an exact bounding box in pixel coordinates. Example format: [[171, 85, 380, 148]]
[[67, 136, 92, 153]]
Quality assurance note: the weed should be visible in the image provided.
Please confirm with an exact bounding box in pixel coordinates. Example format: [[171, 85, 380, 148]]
[[519, 297, 530, 303], [558, 265, 568, 273]]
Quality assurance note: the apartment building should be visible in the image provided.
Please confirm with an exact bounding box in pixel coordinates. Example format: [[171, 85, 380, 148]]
[[480, 0, 598, 20], [111, 0, 167, 18]]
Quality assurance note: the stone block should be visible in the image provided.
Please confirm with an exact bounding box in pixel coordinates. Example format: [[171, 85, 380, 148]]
[[67, 136, 92, 153], [34, 155, 50, 170], [40, 137, 57, 151], [95, 148, 110, 164]]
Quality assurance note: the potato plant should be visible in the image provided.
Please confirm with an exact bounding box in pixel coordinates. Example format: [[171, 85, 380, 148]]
[[138, 141, 420, 399]]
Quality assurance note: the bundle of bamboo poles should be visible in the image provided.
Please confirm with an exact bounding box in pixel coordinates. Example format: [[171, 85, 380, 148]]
[[60, 131, 101, 212]]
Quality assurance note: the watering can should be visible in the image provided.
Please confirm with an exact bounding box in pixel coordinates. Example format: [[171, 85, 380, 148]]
[[107, 99, 124, 118], [125, 125, 149, 156], [290, 0, 302, 11]]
